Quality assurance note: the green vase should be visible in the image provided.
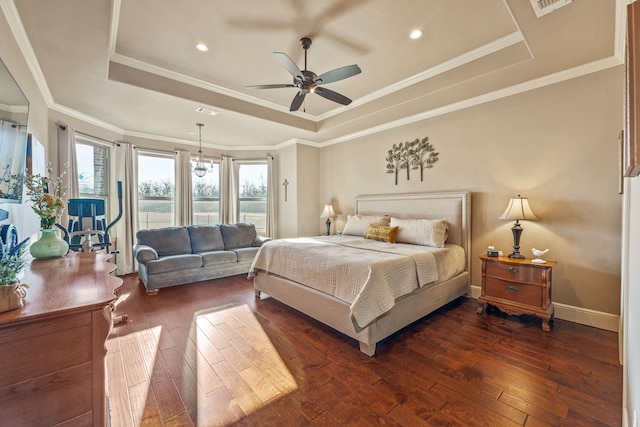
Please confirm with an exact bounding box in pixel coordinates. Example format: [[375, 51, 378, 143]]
[[29, 229, 69, 259]]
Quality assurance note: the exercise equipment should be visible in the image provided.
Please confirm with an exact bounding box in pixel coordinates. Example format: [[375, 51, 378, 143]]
[[58, 181, 123, 253]]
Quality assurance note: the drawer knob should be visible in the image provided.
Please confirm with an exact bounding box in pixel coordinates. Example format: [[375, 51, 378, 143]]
[[506, 285, 518, 293], [505, 267, 518, 274]]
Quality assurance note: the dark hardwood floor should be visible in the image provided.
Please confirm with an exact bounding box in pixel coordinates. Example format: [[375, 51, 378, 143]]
[[106, 274, 622, 426]]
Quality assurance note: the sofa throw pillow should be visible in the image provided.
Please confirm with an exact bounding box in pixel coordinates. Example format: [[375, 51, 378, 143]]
[[136, 227, 192, 256], [390, 217, 449, 248], [342, 214, 390, 237], [187, 225, 225, 253], [220, 223, 258, 250], [365, 225, 399, 243]]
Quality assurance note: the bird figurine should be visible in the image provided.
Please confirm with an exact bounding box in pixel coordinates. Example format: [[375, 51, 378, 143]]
[[532, 248, 549, 264]]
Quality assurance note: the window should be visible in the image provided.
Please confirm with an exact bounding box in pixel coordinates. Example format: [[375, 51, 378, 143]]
[[236, 161, 268, 235], [75, 140, 109, 200], [137, 153, 175, 229], [192, 159, 220, 225]]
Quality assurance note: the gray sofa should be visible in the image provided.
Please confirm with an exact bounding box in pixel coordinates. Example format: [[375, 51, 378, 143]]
[[133, 223, 268, 294]]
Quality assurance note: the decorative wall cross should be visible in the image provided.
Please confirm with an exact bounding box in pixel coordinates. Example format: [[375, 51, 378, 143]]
[[282, 179, 289, 202]]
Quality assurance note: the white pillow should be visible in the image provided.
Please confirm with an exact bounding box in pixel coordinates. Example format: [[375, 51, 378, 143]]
[[390, 217, 448, 248], [342, 215, 390, 237]]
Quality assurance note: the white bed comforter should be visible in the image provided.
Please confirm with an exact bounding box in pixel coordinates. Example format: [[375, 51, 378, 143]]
[[249, 235, 453, 330]]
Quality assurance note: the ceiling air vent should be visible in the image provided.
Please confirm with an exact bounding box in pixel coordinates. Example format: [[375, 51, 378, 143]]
[[529, 0, 572, 17], [195, 107, 218, 116]]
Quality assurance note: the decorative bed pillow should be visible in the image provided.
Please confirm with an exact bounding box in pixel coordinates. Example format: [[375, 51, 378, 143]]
[[390, 217, 448, 248], [342, 214, 390, 237], [365, 225, 399, 243]]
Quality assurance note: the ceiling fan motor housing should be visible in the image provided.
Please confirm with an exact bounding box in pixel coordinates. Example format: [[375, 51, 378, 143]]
[[247, 35, 360, 111]]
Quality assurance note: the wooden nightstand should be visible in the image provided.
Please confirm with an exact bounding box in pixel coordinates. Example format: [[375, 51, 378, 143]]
[[477, 255, 556, 331]]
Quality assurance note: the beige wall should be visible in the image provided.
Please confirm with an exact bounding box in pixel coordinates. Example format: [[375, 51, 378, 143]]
[[317, 66, 624, 315], [277, 144, 298, 237], [277, 143, 319, 238]]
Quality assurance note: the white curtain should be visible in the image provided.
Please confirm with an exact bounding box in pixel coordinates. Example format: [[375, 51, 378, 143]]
[[0, 121, 27, 202], [266, 156, 277, 238], [57, 124, 79, 198], [229, 158, 240, 223], [57, 124, 79, 229], [175, 150, 193, 226], [220, 156, 233, 224], [114, 143, 138, 275]]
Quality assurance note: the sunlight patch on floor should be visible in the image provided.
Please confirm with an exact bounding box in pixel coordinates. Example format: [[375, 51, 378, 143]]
[[193, 303, 298, 418]]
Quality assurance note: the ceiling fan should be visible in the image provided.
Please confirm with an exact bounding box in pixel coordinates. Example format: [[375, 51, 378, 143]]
[[247, 37, 361, 112]]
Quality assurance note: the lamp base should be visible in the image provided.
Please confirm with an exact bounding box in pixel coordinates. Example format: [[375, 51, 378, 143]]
[[325, 218, 331, 236], [509, 221, 526, 259]]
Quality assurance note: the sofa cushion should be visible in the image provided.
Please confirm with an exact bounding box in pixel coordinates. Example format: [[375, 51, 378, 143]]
[[201, 250, 237, 266], [187, 225, 225, 253], [136, 227, 192, 256], [220, 223, 257, 250], [145, 254, 203, 275], [233, 247, 260, 262]]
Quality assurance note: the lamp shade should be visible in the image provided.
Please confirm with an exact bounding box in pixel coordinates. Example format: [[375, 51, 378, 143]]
[[320, 204, 336, 219], [499, 195, 538, 221]]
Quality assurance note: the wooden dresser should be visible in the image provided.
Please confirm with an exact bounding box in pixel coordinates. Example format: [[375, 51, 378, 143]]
[[477, 254, 556, 331], [0, 252, 122, 426]]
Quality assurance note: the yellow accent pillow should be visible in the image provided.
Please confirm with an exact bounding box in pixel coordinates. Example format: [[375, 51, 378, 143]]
[[365, 225, 399, 243]]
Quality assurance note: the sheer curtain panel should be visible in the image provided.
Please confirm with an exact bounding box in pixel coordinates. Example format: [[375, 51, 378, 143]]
[[175, 150, 193, 226], [267, 156, 277, 238], [114, 143, 138, 275], [57, 124, 79, 228]]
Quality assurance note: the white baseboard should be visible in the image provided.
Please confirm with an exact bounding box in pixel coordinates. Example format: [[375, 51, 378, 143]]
[[470, 284, 482, 299], [469, 285, 619, 332]]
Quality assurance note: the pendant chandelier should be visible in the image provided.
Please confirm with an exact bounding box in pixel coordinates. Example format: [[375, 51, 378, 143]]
[[193, 123, 213, 177]]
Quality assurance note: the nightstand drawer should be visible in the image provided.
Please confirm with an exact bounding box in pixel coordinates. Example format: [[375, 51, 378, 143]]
[[485, 277, 543, 307], [485, 262, 546, 285]]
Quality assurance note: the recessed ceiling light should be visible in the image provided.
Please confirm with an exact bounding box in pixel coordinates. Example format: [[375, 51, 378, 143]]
[[410, 29, 423, 40], [195, 43, 209, 52]]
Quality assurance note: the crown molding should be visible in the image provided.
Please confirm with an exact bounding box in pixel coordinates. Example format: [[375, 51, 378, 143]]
[[49, 102, 124, 134], [316, 31, 527, 121], [0, 0, 53, 106], [321, 55, 624, 148]]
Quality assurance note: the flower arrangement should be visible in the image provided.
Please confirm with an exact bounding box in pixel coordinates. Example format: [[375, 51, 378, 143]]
[[0, 237, 29, 285], [24, 165, 67, 230]]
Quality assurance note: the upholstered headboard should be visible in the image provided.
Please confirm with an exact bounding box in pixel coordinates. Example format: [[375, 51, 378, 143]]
[[355, 191, 471, 270]]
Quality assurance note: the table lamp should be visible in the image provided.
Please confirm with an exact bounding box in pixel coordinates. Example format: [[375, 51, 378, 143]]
[[320, 204, 337, 235], [499, 195, 538, 259]]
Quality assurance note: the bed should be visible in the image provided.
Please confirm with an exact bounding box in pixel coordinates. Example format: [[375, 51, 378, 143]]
[[249, 191, 471, 356]]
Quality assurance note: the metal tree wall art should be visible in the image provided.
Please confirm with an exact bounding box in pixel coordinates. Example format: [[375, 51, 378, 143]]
[[385, 137, 439, 185]]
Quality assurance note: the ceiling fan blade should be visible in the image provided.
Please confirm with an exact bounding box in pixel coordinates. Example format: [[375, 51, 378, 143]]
[[274, 52, 303, 80], [314, 87, 352, 106], [246, 84, 296, 89], [290, 91, 306, 111], [224, 19, 289, 31], [314, 64, 361, 85]]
